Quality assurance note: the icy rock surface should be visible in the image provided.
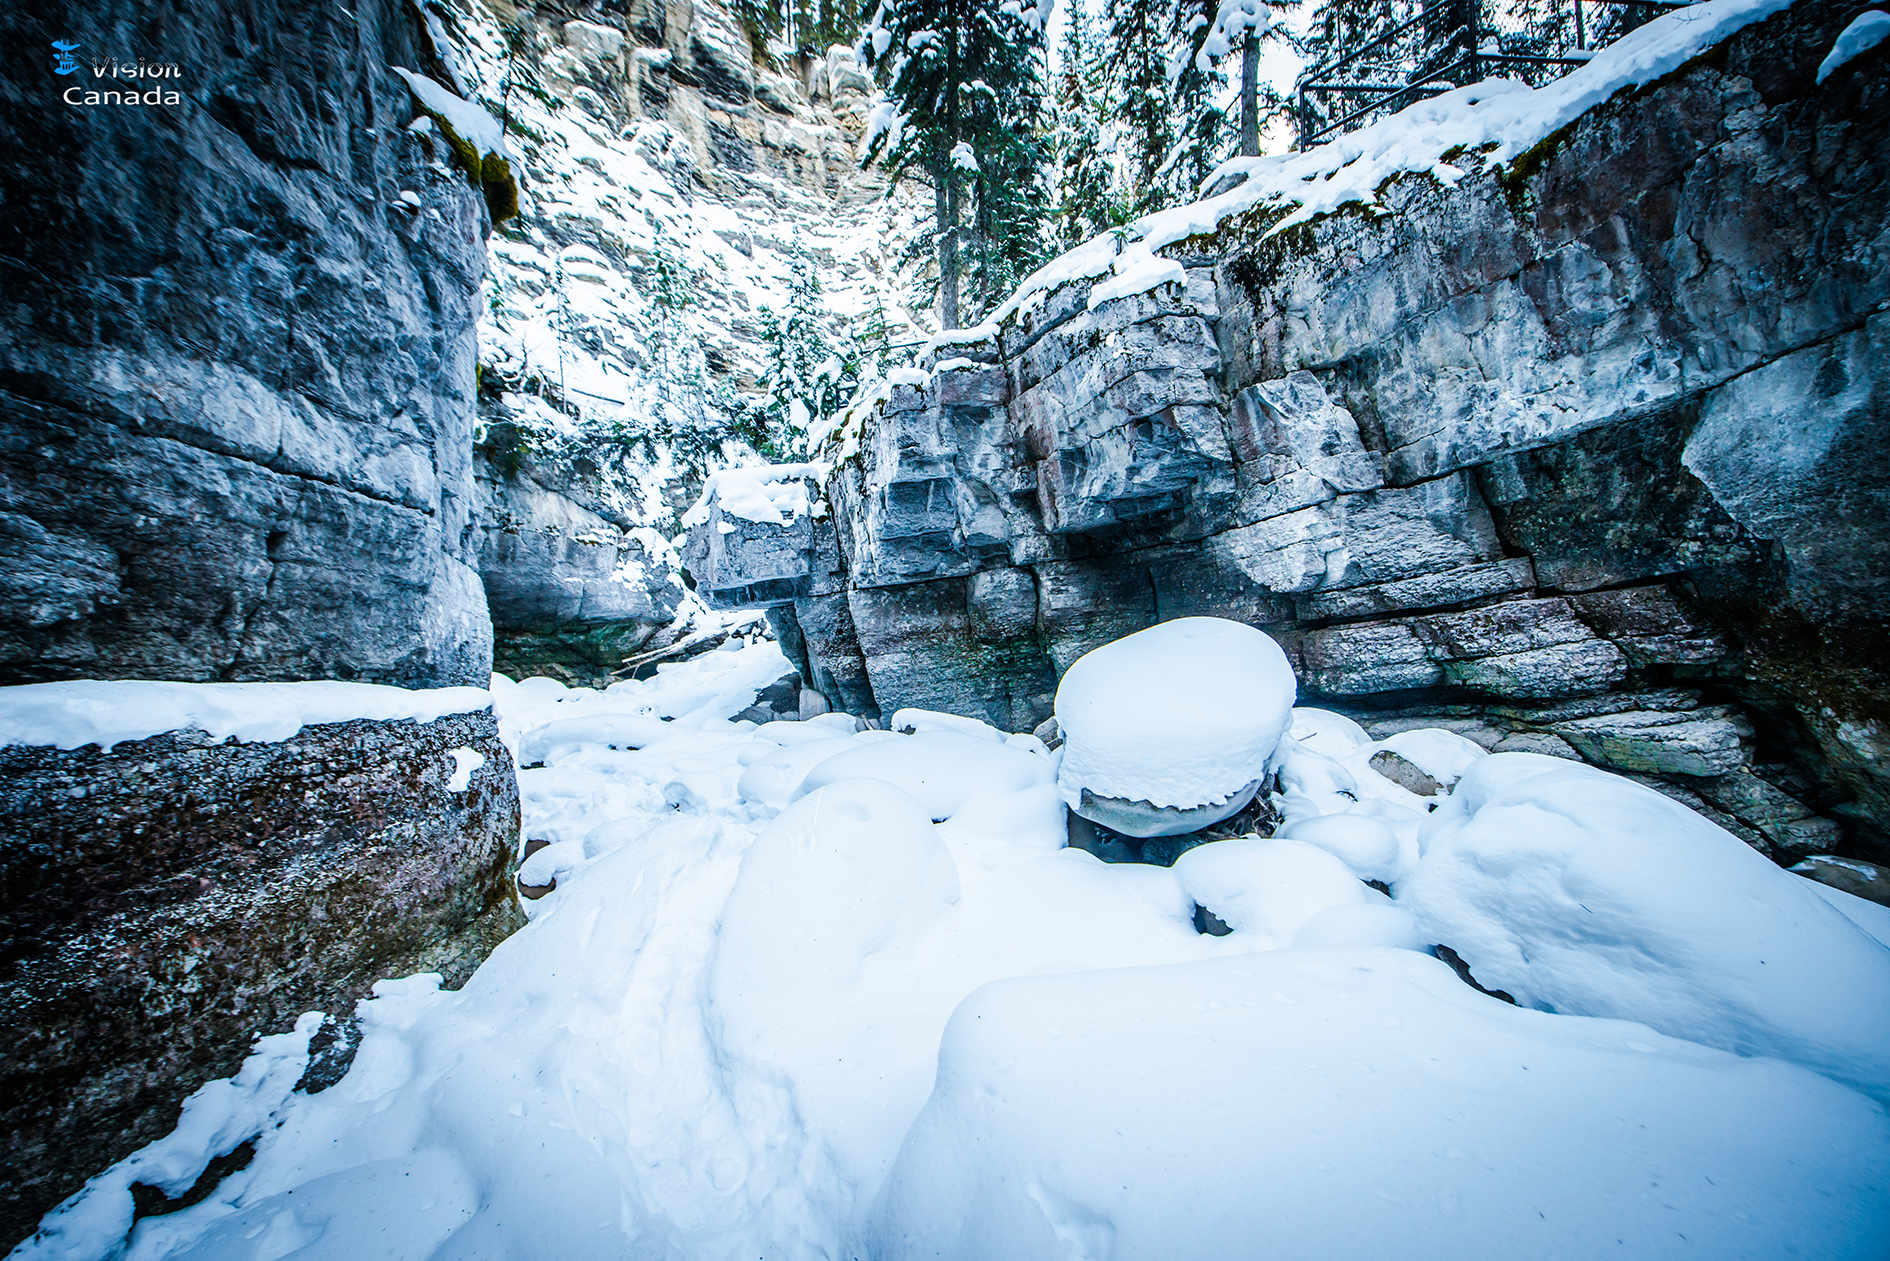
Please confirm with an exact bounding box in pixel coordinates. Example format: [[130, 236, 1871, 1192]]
[[1054, 617, 1297, 836], [1399, 752, 1890, 1099]]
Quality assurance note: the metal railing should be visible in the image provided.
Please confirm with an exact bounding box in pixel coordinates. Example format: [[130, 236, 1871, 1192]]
[[1294, 0, 1694, 147]]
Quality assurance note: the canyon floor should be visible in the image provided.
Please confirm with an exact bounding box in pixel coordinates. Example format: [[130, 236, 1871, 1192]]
[[14, 637, 1890, 1261]]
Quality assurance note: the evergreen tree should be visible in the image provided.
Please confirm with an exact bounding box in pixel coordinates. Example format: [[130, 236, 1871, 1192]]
[[744, 252, 859, 458], [1107, 0, 1180, 215], [1051, 0, 1125, 247], [861, 0, 1055, 328]]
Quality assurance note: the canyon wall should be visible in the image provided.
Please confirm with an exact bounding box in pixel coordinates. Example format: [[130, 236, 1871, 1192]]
[[0, 0, 522, 1244], [688, 0, 1888, 859], [1, 0, 495, 688], [468, 0, 893, 683]]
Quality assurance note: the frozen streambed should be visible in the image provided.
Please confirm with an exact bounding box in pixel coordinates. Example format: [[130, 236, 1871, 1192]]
[[16, 636, 1890, 1261]]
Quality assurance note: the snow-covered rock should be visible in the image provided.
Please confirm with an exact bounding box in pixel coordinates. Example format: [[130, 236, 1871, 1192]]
[[1399, 753, 1890, 1100], [870, 949, 1890, 1261], [1054, 618, 1297, 837], [1274, 814, 1403, 884], [1172, 837, 1368, 943]]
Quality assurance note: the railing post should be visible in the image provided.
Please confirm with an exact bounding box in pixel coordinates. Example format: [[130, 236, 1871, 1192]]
[[1576, 0, 1587, 50], [1466, 0, 1482, 84]]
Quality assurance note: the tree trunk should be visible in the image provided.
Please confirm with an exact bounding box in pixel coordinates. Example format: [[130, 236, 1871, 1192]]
[[938, 156, 961, 330], [1241, 30, 1260, 157]]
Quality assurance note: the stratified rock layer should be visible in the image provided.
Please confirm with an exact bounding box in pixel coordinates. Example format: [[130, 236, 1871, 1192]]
[[0, 0, 493, 687], [688, 0, 1887, 853], [0, 710, 522, 1247], [477, 436, 683, 688]]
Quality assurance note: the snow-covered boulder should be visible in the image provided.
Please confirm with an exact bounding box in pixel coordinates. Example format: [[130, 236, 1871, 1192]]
[[1399, 753, 1890, 1100], [1054, 618, 1297, 837], [871, 949, 1890, 1261], [1173, 837, 1367, 944], [1274, 813, 1402, 884]]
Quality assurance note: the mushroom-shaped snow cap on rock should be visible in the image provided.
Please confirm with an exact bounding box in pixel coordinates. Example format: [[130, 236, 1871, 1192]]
[[1055, 617, 1298, 837]]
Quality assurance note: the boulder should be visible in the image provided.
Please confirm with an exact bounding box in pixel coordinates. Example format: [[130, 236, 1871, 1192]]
[[1055, 619, 1297, 838], [0, 710, 521, 1245], [1793, 855, 1890, 909]]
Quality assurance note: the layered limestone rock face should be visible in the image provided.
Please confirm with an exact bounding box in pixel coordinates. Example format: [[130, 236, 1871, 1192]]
[[687, 0, 1886, 857], [477, 431, 684, 687], [0, 0, 495, 687], [0, 710, 522, 1245]]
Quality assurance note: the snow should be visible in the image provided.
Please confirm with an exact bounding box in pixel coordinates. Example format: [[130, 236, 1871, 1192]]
[[1373, 726, 1489, 787], [1398, 752, 1890, 1100], [870, 949, 1890, 1261], [12, 1014, 323, 1261], [795, 730, 1055, 821], [681, 461, 829, 527], [1807, 881, 1890, 947], [0, 679, 492, 751], [1197, 0, 1273, 67], [1173, 836, 1368, 941], [1818, 10, 1890, 82], [1274, 812, 1402, 883], [1054, 617, 1297, 811], [389, 67, 508, 157], [444, 746, 487, 792], [20, 639, 1890, 1260]]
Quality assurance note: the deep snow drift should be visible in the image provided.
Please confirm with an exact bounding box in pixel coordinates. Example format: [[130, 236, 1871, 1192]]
[[14, 628, 1890, 1261]]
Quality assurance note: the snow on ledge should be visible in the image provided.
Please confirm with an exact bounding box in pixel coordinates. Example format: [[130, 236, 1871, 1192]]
[[391, 66, 510, 157], [936, 0, 1799, 345], [1817, 9, 1890, 82], [0, 679, 494, 752], [682, 461, 830, 528]]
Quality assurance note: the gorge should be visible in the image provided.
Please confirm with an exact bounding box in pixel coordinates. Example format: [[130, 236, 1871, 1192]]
[[2, 0, 1887, 1254]]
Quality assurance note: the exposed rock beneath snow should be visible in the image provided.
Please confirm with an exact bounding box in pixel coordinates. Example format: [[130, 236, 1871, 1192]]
[[685, 0, 1880, 854], [1793, 855, 1890, 908], [0, 710, 521, 1247], [1551, 707, 1753, 778], [1367, 750, 1444, 797], [0, 0, 493, 688]]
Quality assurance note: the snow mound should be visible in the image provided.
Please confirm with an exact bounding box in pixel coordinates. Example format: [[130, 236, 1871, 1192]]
[[709, 779, 962, 1186], [796, 730, 1054, 821], [681, 462, 828, 527], [735, 735, 862, 812], [0, 679, 493, 751], [1399, 752, 1890, 1099], [1172, 837, 1369, 943], [871, 948, 1890, 1261], [1054, 617, 1297, 818], [1274, 813, 1402, 884]]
